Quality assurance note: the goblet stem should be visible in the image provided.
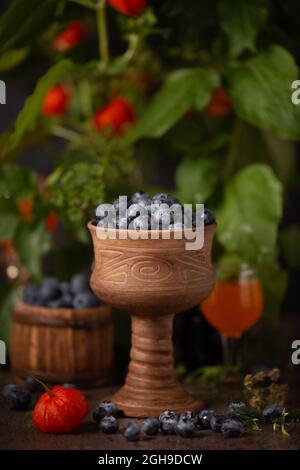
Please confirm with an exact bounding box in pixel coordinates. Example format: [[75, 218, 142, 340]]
[[221, 334, 241, 376], [111, 314, 202, 417]]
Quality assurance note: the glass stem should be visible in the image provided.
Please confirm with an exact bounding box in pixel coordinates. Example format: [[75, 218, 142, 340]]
[[221, 335, 241, 373]]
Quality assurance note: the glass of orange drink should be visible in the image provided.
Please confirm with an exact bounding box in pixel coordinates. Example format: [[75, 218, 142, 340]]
[[201, 264, 264, 372]]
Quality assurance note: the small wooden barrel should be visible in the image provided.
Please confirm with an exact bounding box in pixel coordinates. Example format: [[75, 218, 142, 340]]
[[10, 302, 113, 385]]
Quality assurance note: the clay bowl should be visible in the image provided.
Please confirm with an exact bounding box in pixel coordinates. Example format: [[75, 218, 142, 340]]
[[88, 222, 216, 417]]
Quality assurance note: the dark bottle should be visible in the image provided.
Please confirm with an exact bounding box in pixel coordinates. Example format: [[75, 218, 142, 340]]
[[179, 305, 222, 370]]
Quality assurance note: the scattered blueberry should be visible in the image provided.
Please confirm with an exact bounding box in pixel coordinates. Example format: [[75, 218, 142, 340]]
[[210, 414, 226, 432], [179, 411, 196, 424], [26, 376, 43, 393], [176, 419, 195, 438], [62, 383, 77, 389], [100, 416, 119, 434], [227, 402, 248, 418], [196, 409, 215, 429], [123, 421, 140, 441], [159, 410, 177, 422], [73, 292, 100, 309], [2, 384, 20, 399], [262, 404, 282, 423], [6, 389, 31, 410], [160, 417, 178, 435], [221, 419, 244, 438], [93, 401, 118, 423], [142, 417, 159, 436]]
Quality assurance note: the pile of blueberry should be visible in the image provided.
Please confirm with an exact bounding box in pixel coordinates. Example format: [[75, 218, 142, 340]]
[[94, 192, 216, 230], [92, 400, 283, 440], [23, 273, 101, 309], [2, 377, 75, 411]]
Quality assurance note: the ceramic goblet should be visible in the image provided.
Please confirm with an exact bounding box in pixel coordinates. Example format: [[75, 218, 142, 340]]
[[88, 222, 216, 417]]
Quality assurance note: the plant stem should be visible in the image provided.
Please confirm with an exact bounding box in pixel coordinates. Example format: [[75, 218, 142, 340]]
[[222, 119, 241, 182], [30, 375, 54, 398], [78, 79, 93, 119], [97, 0, 110, 64], [51, 125, 84, 144]]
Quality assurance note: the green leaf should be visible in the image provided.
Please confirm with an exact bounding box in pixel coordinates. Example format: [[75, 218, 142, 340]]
[[14, 222, 51, 280], [219, 0, 268, 58], [0, 164, 37, 200], [176, 158, 218, 203], [128, 68, 220, 141], [0, 47, 29, 72], [0, 214, 19, 241], [0, 0, 60, 54], [0, 286, 22, 350], [217, 164, 286, 323], [5, 60, 75, 152], [227, 46, 300, 139]]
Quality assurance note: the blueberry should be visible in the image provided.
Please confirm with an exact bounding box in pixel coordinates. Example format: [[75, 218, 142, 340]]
[[152, 193, 180, 207], [159, 409, 177, 423], [23, 284, 40, 305], [131, 192, 151, 204], [152, 205, 181, 228], [59, 294, 73, 308], [179, 411, 196, 424], [73, 292, 100, 309], [46, 294, 73, 309], [262, 404, 282, 423], [176, 419, 195, 438], [2, 384, 20, 399], [221, 419, 244, 438], [142, 417, 159, 436], [26, 376, 43, 393], [113, 196, 130, 213], [123, 421, 140, 441], [39, 282, 61, 303], [6, 389, 31, 410], [93, 401, 118, 423], [127, 203, 148, 219], [131, 215, 150, 231], [70, 273, 90, 294], [227, 402, 248, 418], [196, 409, 215, 429], [192, 208, 216, 228], [62, 383, 77, 388], [46, 299, 64, 309], [210, 414, 225, 432], [160, 417, 178, 435], [43, 277, 60, 289], [100, 416, 118, 434], [60, 282, 71, 296]]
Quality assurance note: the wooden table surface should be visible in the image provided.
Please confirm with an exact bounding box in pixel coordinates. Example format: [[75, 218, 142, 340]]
[[1, 370, 300, 450]]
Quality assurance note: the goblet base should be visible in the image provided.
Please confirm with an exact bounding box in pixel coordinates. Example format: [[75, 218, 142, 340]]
[[111, 384, 203, 418], [110, 314, 203, 417]]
